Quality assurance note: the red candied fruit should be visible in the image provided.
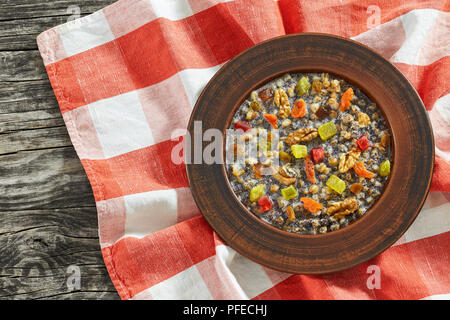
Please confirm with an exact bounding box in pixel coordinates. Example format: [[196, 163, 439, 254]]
[[310, 147, 325, 164], [257, 196, 273, 212], [235, 120, 252, 132], [357, 135, 370, 150]]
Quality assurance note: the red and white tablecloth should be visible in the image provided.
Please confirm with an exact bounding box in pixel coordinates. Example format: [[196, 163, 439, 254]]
[[37, 0, 449, 300]]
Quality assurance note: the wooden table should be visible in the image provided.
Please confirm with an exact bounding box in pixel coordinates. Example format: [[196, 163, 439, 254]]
[[0, 0, 120, 299]]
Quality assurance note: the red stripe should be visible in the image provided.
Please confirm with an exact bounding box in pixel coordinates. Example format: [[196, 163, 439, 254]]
[[431, 155, 450, 192], [46, 0, 448, 114], [394, 57, 450, 110], [254, 232, 449, 300], [102, 216, 215, 299], [82, 138, 188, 201], [278, 0, 448, 36]]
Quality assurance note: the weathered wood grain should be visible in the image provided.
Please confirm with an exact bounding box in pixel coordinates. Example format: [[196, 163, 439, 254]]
[[0, 0, 119, 300], [0, 208, 118, 299], [0, 1, 115, 51], [0, 0, 114, 20], [0, 147, 96, 211]]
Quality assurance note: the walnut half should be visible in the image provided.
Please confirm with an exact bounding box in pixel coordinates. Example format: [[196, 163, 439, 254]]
[[326, 197, 358, 219], [274, 89, 291, 119], [285, 128, 318, 145], [338, 147, 361, 173]]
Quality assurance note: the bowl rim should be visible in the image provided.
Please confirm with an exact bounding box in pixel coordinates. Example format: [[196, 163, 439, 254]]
[[185, 32, 435, 274]]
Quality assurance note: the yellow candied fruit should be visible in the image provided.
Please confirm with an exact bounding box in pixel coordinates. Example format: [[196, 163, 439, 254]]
[[318, 121, 337, 141], [326, 175, 346, 194]]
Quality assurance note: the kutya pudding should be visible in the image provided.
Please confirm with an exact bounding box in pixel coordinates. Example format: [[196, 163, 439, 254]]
[[226, 72, 392, 234]]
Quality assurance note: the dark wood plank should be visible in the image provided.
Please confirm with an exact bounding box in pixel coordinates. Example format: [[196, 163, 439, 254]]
[[0, 0, 120, 299], [0, 147, 96, 211], [0, 207, 119, 299], [0, 1, 115, 51], [0, 0, 115, 20]]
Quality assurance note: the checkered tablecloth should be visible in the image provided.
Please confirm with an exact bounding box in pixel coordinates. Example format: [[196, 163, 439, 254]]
[[37, 0, 449, 299]]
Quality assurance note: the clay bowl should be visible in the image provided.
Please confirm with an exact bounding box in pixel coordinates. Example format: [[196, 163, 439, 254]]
[[186, 33, 434, 274]]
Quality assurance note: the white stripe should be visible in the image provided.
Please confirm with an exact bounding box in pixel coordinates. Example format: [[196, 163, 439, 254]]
[[420, 293, 450, 300], [178, 64, 224, 108], [132, 264, 213, 300], [88, 91, 155, 159], [391, 9, 449, 66], [215, 245, 274, 299], [124, 189, 179, 238], [58, 10, 115, 57], [149, 0, 193, 21], [429, 94, 450, 162], [402, 192, 450, 244]]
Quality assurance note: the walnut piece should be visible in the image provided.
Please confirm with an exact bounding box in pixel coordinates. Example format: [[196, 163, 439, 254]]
[[357, 112, 371, 127], [285, 128, 318, 145], [274, 89, 291, 119], [338, 147, 361, 173], [286, 206, 296, 223], [326, 197, 359, 219], [379, 131, 390, 148], [271, 165, 296, 185]]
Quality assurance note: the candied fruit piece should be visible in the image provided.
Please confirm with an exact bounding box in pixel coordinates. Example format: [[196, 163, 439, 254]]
[[318, 121, 337, 141], [379, 160, 391, 177], [249, 184, 265, 202], [263, 114, 278, 129], [326, 175, 346, 194], [235, 120, 251, 132], [258, 196, 273, 212], [305, 155, 317, 184], [295, 76, 311, 96], [339, 87, 354, 111], [353, 161, 376, 178], [315, 105, 331, 120], [300, 197, 323, 213], [279, 151, 292, 162], [357, 134, 370, 150], [281, 185, 298, 201], [291, 144, 307, 158], [311, 147, 325, 164], [292, 99, 307, 118], [258, 88, 274, 101]]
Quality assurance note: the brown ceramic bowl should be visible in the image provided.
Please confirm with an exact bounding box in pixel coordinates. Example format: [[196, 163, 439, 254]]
[[186, 33, 434, 274]]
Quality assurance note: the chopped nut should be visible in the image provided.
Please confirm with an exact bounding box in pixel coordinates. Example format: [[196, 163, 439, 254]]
[[281, 119, 292, 128], [328, 157, 339, 167], [338, 147, 361, 173], [326, 197, 358, 219], [357, 112, 371, 127], [312, 79, 323, 93], [231, 164, 245, 177], [285, 128, 319, 145], [287, 87, 295, 97], [286, 206, 296, 222], [246, 110, 258, 120], [273, 172, 296, 186], [309, 185, 319, 194], [380, 131, 390, 148], [274, 89, 291, 119], [270, 185, 280, 193]]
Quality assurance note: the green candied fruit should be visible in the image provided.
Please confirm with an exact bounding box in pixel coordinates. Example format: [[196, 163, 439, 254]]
[[318, 121, 337, 141], [291, 144, 307, 158], [379, 160, 391, 177], [249, 184, 265, 202], [295, 76, 311, 96], [326, 175, 346, 194], [281, 185, 298, 201]]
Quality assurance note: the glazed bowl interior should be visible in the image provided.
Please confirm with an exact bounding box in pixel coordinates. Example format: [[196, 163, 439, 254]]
[[221, 68, 395, 238]]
